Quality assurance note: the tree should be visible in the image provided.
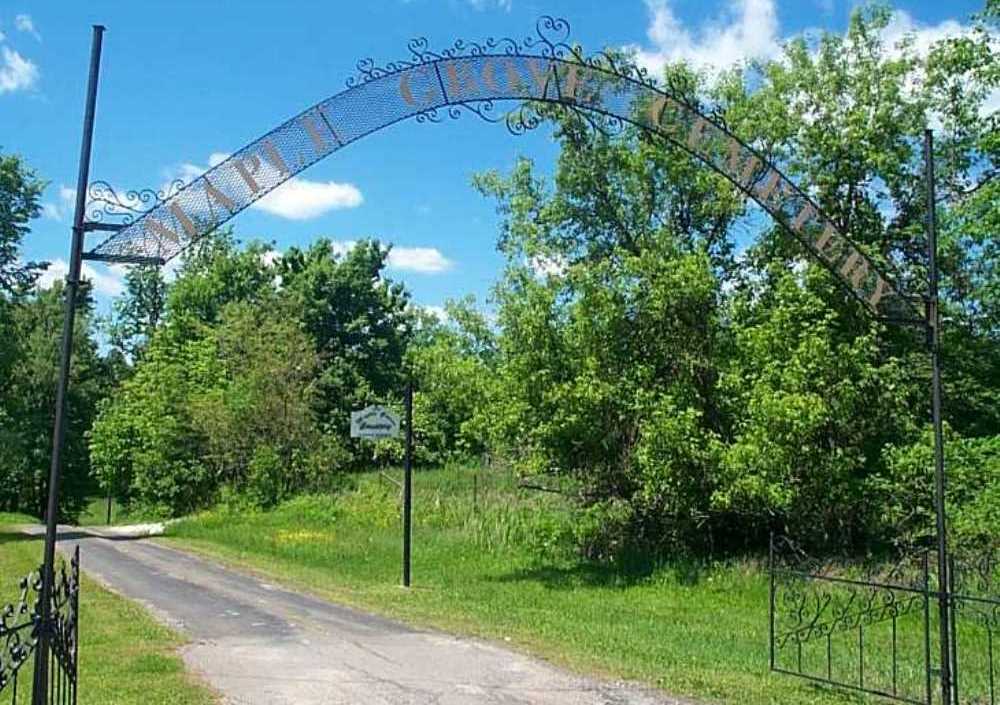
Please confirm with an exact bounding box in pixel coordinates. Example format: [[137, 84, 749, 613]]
[[476, 3, 999, 554], [278, 239, 413, 459], [89, 301, 323, 515], [104, 264, 168, 362], [405, 297, 497, 463], [0, 282, 105, 518], [0, 150, 45, 297]]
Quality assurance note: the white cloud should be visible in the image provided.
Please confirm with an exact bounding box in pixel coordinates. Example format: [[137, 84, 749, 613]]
[[631, 1, 998, 119], [631, 0, 782, 78], [14, 14, 40, 41], [37, 259, 124, 297], [253, 179, 363, 220], [880, 9, 1000, 122], [167, 153, 364, 221], [0, 46, 39, 93], [387, 246, 452, 273], [417, 304, 449, 321], [327, 240, 452, 274]]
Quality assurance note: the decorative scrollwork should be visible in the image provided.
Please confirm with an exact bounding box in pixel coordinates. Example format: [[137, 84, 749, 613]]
[[505, 102, 545, 136], [951, 545, 1000, 631], [47, 548, 80, 680], [0, 569, 41, 692], [345, 15, 661, 94], [0, 548, 79, 696], [87, 179, 186, 226], [771, 536, 929, 648]]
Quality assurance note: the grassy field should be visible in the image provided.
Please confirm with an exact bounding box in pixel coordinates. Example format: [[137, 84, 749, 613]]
[[0, 514, 216, 705], [162, 464, 961, 705]]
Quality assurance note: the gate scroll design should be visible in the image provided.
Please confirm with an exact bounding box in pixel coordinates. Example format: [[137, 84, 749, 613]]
[[770, 536, 999, 704], [0, 547, 80, 705]]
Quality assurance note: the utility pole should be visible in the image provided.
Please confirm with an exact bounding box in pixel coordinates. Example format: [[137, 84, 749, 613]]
[[924, 128, 953, 705], [32, 25, 105, 705]]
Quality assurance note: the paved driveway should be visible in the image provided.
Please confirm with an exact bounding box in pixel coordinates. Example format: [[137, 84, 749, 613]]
[[39, 529, 691, 705]]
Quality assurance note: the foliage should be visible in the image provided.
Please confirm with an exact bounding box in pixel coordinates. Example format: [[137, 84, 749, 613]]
[[0, 283, 106, 518], [475, 4, 999, 555], [89, 300, 323, 515], [103, 264, 167, 363], [0, 150, 45, 296], [873, 426, 1000, 549]]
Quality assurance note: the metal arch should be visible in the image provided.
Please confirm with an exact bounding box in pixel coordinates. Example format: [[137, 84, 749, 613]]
[[84, 17, 922, 321]]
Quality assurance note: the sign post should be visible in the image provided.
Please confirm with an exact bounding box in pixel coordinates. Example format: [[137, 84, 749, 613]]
[[349, 397, 413, 586], [403, 381, 413, 587]]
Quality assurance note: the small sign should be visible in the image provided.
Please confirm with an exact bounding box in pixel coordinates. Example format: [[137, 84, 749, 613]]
[[350, 405, 401, 439]]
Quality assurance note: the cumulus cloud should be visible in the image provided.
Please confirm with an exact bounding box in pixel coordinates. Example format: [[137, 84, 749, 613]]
[[0, 46, 39, 94], [167, 153, 364, 221], [387, 246, 452, 273], [253, 179, 363, 220], [15, 14, 40, 41], [630, 0, 782, 77], [328, 240, 453, 274], [37, 259, 124, 297], [632, 0, 997, 113]]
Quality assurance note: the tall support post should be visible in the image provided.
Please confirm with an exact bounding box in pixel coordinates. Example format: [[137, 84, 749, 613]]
[[32, 25, 106, 705], [402, 379, 414, 587], [924, 128, 953, 705]]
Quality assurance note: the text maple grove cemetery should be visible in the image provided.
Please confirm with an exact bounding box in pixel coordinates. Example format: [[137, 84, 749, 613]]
[[102, 54, 900, 316]]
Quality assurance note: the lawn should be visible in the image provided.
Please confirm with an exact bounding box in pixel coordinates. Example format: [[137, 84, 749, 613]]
[[0, 514, 216, 705], [162, 464, 945, 705]]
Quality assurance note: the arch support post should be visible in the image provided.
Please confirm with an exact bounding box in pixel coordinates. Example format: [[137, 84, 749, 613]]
[[32, 24, 105, 705], [924, 128, 953, 705]]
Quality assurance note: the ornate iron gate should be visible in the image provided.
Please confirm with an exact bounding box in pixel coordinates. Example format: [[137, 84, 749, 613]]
[[770, 536, 998, 704], [0, 547, 80, 705]]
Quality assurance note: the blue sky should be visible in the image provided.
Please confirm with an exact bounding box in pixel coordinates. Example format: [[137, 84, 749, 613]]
[[0, 0, 988, 318]]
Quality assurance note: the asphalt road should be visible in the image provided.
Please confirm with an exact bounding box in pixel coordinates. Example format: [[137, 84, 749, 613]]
[[40, 529, 690, 705]]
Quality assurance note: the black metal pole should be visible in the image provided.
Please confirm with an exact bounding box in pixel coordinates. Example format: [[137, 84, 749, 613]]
[[403, 380, 413, 587], [924, 128, 953, 705], [32, 25, 105, 705]]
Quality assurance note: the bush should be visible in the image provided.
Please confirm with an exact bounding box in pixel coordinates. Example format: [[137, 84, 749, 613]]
[[873, 427, 1000, 550]]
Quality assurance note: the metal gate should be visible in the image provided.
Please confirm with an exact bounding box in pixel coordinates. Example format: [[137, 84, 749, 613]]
[[0, 547, 80, 705], [770, 536, 998, 704]]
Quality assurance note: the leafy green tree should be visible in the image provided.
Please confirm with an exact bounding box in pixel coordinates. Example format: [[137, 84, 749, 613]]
[[90, 301, 323, 515], [405, 297, 497, 463], [104, 264, 168, 362], [0, 282, 105, 517], [278, 239, 412, 458], [0, 150, 45, 297]]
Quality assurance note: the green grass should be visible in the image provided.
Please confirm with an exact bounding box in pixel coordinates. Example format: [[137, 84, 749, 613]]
[[162, 464, 967, 705], [0, 518, 216, 705]]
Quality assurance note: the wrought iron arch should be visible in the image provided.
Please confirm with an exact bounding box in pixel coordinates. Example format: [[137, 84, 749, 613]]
[[84, 16, 921, 320]]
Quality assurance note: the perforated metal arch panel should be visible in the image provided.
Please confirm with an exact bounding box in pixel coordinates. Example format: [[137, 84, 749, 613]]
[[86, 47, 920, 320]]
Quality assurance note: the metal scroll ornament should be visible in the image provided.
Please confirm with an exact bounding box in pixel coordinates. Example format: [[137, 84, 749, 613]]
[[0, 570, 41, 692], [87, 179, 187, 227], [0, 548, 80, 698]]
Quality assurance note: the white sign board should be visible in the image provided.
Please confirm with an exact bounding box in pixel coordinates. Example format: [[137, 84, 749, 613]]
[[350, 405, 401, 439]]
